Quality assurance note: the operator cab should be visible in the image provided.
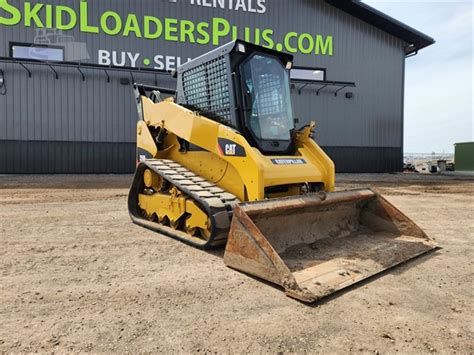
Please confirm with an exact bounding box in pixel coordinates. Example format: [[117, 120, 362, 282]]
[[239, 52, 295, 154], [176, 40, 296, 155]]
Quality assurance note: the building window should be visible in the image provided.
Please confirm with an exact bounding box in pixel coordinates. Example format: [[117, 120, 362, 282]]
[[10, 42, 64, 62], [290, 67, 326, 81]]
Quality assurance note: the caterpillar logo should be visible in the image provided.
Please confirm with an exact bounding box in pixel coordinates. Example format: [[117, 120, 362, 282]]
[[225, 144, 236, 155], [217, 138, 246, 157]]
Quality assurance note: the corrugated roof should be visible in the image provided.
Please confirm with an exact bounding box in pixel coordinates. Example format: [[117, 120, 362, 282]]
[[325, 0, 435, 54]]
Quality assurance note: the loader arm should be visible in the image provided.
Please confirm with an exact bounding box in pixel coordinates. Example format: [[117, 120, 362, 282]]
[[138, 95, 335, 201], [129, 40, 437, 303]]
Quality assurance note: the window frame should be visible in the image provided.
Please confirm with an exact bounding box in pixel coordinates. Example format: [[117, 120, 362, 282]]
[[9, 42, 65, 62], [290, 66, 326, 82]]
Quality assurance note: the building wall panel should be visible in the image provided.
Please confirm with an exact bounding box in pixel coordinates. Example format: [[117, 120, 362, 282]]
[[0, 0, 407, 173]]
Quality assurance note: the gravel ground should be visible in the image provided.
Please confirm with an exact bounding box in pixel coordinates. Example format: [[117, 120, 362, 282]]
[[0, 173, 472, 353]]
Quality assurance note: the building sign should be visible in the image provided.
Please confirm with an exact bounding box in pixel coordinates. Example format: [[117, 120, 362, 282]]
[[0, 0, 334, 69], [189, 0, 267, 14]]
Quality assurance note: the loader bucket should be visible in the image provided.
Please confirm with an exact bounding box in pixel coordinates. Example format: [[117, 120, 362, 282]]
[[224, 189, 438, 302]]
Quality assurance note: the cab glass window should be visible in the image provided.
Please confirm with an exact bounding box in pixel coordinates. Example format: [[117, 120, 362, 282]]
[[241, 54, 294, 141]]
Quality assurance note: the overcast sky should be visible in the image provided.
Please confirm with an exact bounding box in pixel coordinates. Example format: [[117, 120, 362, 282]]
[[364, 0, 473, 153]]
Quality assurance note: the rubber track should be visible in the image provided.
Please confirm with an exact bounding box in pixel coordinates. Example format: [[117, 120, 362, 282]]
[[128, 159, 240, 249]]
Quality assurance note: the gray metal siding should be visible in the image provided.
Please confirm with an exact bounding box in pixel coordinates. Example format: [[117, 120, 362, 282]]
[[0, 141, 400, 174], [0, 0, 407, 173], [0, 140, 135, 173], [0, 64, 159, 143]]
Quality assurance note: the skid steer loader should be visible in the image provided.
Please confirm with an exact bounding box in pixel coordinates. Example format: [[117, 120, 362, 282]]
[[128, 40, 437, 302]]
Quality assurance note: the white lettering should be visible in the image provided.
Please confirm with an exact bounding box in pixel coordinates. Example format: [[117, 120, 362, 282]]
[[225, 144, 236, 155], [112, 51, 126, 66], [165, 56, 176, 71], [154, 55, 191, 70], [97, 51, 194, 70], [273, 158, 306, 165], [98, 50, 111, 65], [154, 55, 164, 70], [248, 0, 256, 13], [188, 0, 266, 14], [235, 0, 246, 11], [127, 52, 140, 67]]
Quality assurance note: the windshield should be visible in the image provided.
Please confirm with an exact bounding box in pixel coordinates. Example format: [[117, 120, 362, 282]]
[[241, 54, 294, 141]]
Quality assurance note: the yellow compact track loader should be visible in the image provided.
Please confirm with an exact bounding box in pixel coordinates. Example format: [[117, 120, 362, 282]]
[[128, 40, 437, 302]]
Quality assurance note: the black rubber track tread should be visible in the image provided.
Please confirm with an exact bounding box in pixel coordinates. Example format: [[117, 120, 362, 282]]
[[128, 159, 240, 249]]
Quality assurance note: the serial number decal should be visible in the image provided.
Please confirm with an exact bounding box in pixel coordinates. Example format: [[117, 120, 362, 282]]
[[271, 158, 307, 165]]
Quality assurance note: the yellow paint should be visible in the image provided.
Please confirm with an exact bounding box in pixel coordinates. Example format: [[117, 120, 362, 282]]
[[143, 168, 162, 189], [136, 95, 335, 202], [136, 120, 157, 159], [138, 192, 208, 231]]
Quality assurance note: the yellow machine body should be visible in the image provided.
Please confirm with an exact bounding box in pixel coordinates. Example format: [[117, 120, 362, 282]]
[[137, 96, 335, 202], [128, 95, 437, 303], [128, 41, 437, 303]]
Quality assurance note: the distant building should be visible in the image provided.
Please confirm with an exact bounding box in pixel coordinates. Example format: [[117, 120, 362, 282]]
[[454, 142, 474, 172]]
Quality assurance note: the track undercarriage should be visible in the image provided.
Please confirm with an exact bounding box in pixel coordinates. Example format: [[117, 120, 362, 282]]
[[128, 159, 239, 248], [128, 40, 437, 302]]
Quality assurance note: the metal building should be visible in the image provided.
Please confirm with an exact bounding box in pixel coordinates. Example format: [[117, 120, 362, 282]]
[[0, 0, 434, 173], [454, 142, 474, 172]]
